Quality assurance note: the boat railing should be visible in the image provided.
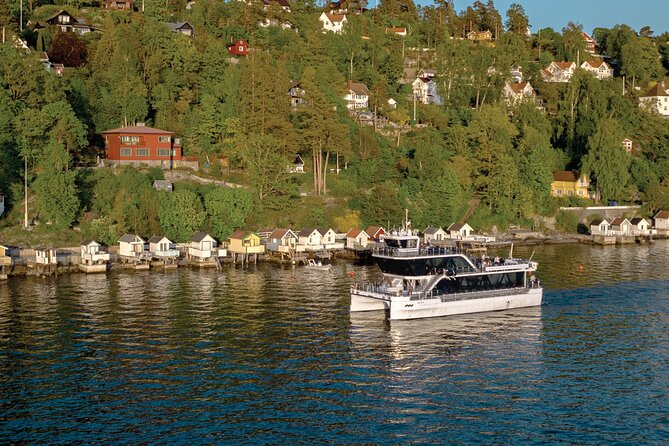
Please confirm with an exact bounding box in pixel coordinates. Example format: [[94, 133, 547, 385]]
[[352, 281, 541, 301], [373, 246, 462, 257]]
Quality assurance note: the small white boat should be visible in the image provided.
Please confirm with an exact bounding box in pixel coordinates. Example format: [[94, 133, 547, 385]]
[[306, 259, 331, 270]]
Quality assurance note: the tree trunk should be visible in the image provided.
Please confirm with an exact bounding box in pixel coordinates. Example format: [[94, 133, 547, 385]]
[[322, 151, 330, 195]]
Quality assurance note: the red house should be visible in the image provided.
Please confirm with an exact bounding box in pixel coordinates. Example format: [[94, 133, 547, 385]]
[[102, 124, 182, 168], [227, 39, 248, 56]]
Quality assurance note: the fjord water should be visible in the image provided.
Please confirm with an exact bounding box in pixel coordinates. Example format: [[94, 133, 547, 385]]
[[1, 242, 668, 444]]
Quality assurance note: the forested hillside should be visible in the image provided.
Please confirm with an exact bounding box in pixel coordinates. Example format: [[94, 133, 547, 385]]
[[1, 0, 669, 244]]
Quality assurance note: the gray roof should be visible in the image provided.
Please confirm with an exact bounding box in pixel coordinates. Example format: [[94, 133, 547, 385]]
[[423, 226, 443, 235], [148, 235, 169, 244], [165, 21, 193, 32], [191, 231, 211, 242], [80, 240, 100, 247], [298, 228, 316, 237], [119, 234, 145, 244], [316, 227, 332, 236]]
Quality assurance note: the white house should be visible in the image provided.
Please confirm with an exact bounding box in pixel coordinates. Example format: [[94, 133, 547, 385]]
[[345, 228, 370, 250], [423, 227, 447, 244], [35, 248, 57, 265], [654, 210, 669, 231], [119, 234, 147, 258], [639, 82, 669, 117], [609, 217, 632, 235], [297, 227, 339, 250], [80, 240, 110, 265], [387, 98, 397, 109], [589, 218, 610, 235], [148, 235, 179, 258], [344, 81, 369, 110], [448, 222, 474, 239], [289, 154, 305, 173], [267, 228, 303, 253], [412, 76, 441, 105], [541, 61, 576, 83], [502, 81, 535, 106], [629, 217, 652, 234], [580, 59, 614, 80], [319, 12, 346, 34], [188, 232, 226, 260]]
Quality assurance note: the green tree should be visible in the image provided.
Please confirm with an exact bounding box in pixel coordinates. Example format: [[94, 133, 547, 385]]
[[582, 119, 630, 202], [204, 187, 254, 239], [505, 3, 529, 37], [159, 189, 206, 242]]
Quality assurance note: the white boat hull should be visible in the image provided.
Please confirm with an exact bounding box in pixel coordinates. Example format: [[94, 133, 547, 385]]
[[350, 288, 542, 320]]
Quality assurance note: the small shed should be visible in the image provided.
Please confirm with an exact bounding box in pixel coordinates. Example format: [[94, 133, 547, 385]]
[[447, 222, 474, 239], [365, 226, 386, 241], [0, 244, 13, 268], [589, 219, 610, 235], [629, 217, 651, 233], [148, 235, 178, 257], [654, 210, 669, 230], [119, 234, 146, 257], [80, 240, 110, 264], [153, 180, 173, 192], [290, 155, 305, 173], [298, 228, 322, 249], [165, 21, 194, 36], [35, 248, 57, 265], [423, 226, 447, 243], [610, 217, 632, 234], [345, 228, 370, 250], [189, 232, 225, 259]]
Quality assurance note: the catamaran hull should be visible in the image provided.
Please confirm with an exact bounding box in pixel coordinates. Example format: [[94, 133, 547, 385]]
[[350, 293, 390, 312], [350, 288, 543, 320]]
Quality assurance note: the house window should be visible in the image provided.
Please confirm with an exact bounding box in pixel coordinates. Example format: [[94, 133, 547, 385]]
[[556, 189, 562, 195], [120, 148, 132, 157], [58, 15, 70, 24], [159, 136, 171, 143], [171, 149, 177, 156], [567, 190, 573, 196], [121, 136, 140, 144], [157, 149, 170, 156], [239, 46, 244, 52], [136, 148, 149, 156]]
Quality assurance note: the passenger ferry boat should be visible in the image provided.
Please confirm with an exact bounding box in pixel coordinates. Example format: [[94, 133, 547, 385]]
[[350, 218, 543, 320]]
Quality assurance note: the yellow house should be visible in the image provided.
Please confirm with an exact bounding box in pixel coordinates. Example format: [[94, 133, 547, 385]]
[[0, 245, 12, 267], [551, 171, 591, 198], [228, 231, 265, 253]]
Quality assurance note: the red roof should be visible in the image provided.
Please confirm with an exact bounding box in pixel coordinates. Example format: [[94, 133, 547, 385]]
[[325, 13, 346, 23], [346, 228, 367, 238], [102, 125, 173, 135], [552, 170, 579, 182]]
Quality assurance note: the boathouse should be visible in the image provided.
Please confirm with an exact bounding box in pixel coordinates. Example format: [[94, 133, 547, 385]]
[[653, 210, 669, 232], [448, 222, 474, 239], [365, 226, 385, 242], [345, 229, 370, 250], [0, 245, 13, 279], [118, 234, 147, 258], [148, 236, 179, 258], [80, 240, 110, 264], [610, 217, 632, 235], [589, 219, 610, 235], [35, 248, 57, 265], [188, 232, 226, 261], [228, 230, 265, 264], [266, 228, 301, 253], [423, 227, 447, 244]]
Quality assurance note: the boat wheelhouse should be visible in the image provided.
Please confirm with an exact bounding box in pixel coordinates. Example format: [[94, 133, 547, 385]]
[[351, 216, 542, 320]]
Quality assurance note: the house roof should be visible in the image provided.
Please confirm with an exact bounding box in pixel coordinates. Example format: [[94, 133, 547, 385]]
[[298, 228, 316, 237], [423, 226, 443, 235], [119, 234, 145, 243], [229, 229, 254, 240], [655, 210, 669, 219], [270, 228, 295, 239], [316, 227, 333, 236], [325, 12, 346, 23], [102, 125, 173, 135], [610, 217, 627, 226], [293, 154, 304, 165], [508, 82, 531, 94], [365, 226, 384, 237], [386, 27, 406, 33], [629, 217, 648, 225], [552, 170, 579, 182], [346, 228, 367, 238], [582, 59, 608, 69], [45, 10, 74, 22], [80, 240, 100, 247], [191, 231, 213, 242], [589, 219, 607, 226], [448, 222, 469, 231], [347, 81, 369, 96], [581, 31, 596, 43], [148, 235, 169, 244], [165, 21, 193, 32], [553, 61, 575, 70], [641, 82, 669, 98]]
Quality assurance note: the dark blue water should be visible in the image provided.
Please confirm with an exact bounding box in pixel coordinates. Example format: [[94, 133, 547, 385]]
[[1, 242, 668, 444]]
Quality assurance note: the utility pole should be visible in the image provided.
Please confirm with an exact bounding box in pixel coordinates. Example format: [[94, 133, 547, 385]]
[[20, 0, 23, 32], [23, 156, 28, 228], [413, 92, 416, 121]]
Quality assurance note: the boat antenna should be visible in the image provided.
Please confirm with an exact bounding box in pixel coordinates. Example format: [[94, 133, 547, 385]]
[[528, 250, 535, 262]]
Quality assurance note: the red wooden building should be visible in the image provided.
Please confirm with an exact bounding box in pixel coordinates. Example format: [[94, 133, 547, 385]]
[[102, 124, 182, 168], [227, 39, 248, 56]]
